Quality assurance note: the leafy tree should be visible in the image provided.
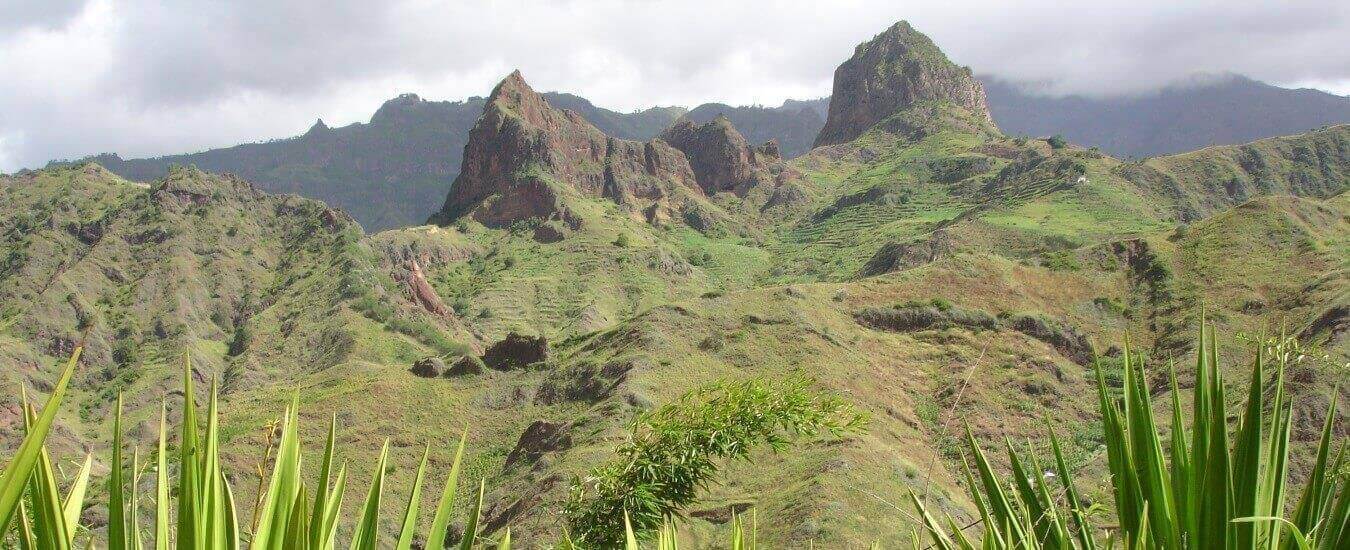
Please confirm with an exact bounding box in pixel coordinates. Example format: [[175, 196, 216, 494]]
[[1047, 134, 1068, 149]]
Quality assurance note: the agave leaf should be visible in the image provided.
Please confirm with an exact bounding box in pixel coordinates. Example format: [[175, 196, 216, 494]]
[[458, 479, 485, 550], [1233, 517, 1312, 550], [394, 446, 430, 550], [348, 440, 389, 550], [0, 348, 81, 533], [907, 492, 958, 550], [110, 395, 128, 550], [308, 415, 339, 549], [176, 354, 200, 550], [319, 463, 348, 550], [131, 449, 144, 550], [428, 427, 469, 550], [625, 510, 640, 550], [283, 483, 312, 550], [155, 403, 170, 550], [1291, 395, 1336, 536], [1231, 343, 1267, 549], [24, 398, 73, 549], [61, 454, 93, 544], [251, 398, 303, 550], [17, 498, 37, 550]]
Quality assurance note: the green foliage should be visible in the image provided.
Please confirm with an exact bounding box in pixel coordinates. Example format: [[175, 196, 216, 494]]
[[912, 327, 1350, 549], [1, 350, 488, 549], [563, 376, 866, 548], [384, 315, 471, 356], [1041, 251, 1082, 271], [1047, 135, 1068, 149], [0, 350, 83, 549], [614, 232, 632, 248]]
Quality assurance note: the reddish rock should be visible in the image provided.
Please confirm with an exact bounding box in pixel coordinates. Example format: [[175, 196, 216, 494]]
[[433, 71, 667, 226], [430, 71, 764, 231], [398, 259, 452, 317], [660, 116, 760, 195]]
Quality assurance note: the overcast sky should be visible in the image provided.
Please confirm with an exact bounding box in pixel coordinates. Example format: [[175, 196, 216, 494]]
[[1, 0, 1347, 172]]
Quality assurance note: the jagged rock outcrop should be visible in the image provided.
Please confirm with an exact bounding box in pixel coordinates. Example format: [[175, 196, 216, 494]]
[[814, 21, 993, 147], [432, 71, 696, 227], [660, 115, 783, 195], [304, 118, 329, 136], [430, 71, 794, 230]]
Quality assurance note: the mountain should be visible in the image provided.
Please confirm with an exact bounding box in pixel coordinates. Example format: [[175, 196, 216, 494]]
[[62, 93, 685, 233], [686, 100, 825, 158], [56, 94, 822, 234], [428, 70, 795, 233], [814, 20, 993, 147], [983, 73, 1350, 158], [5, 19, 1348, 547]]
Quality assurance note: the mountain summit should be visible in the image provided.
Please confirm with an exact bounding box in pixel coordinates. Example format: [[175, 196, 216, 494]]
[[430, 71, 795, 231], [814, 21, 993, 147]]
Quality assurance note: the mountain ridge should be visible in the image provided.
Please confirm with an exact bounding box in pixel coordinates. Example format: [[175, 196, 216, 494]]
[[4, 18, 1348, 546]]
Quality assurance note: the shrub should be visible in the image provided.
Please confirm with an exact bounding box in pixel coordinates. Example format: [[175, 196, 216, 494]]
[[1047, 134, 1067, 149], [563, 376, 865, 547]]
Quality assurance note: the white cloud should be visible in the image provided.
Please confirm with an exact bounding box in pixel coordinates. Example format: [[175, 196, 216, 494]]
[[1, 0, 1347, 172]]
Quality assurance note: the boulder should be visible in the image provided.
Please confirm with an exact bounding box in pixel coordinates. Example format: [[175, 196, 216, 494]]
[[482, 332, 549, 370], [409, 356, 447, 378], [447, 354, 486, 376]]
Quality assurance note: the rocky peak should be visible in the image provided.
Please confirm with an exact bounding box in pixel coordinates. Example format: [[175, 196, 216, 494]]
[[660, 115, 764, 195], [431, 71, 698, 227], [304, 118, 329, 136], [370, 92, 431, 126], [814, 20, 993, 147], [430, 72, 798, 231]]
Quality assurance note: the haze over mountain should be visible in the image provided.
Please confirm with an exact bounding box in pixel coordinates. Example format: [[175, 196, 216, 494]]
[[4, 16, 1347, 546], [984, 73, 1350, 158]]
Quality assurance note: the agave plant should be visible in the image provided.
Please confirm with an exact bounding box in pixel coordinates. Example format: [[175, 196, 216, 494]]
[[912, 326, 1349, 549], [1, 351, 488, 549], [0, 349, 85, 549]]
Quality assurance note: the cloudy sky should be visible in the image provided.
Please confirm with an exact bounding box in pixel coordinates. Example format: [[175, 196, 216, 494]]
[[1, 0, 1347, 172]]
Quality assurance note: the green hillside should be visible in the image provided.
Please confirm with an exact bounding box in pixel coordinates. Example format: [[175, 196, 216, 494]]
[[4, 19, 1348, 548]]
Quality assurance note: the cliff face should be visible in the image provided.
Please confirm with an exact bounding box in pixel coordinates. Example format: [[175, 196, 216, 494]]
[[660, 115, 788, 196], [431, 72, 795, 230], [814, 21, 993, 147]]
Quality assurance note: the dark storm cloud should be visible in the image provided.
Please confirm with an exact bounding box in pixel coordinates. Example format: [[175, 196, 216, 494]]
[[1, 0, 1347, 172]]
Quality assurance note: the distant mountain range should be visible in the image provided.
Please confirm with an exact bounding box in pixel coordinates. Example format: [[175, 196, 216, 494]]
[[7, 19, 1348, 546], [52, 74, 1347, 233], [983, 74, 1350, 159]]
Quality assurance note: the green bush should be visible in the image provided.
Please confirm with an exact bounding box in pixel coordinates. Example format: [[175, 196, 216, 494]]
[[563, 376, 865, 547]]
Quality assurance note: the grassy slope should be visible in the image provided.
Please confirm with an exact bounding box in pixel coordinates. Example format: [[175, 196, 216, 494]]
[[2, 124, 1347, 546]]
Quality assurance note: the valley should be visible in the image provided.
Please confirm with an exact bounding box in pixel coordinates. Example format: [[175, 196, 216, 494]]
[[2, 18, 1347, 548]]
